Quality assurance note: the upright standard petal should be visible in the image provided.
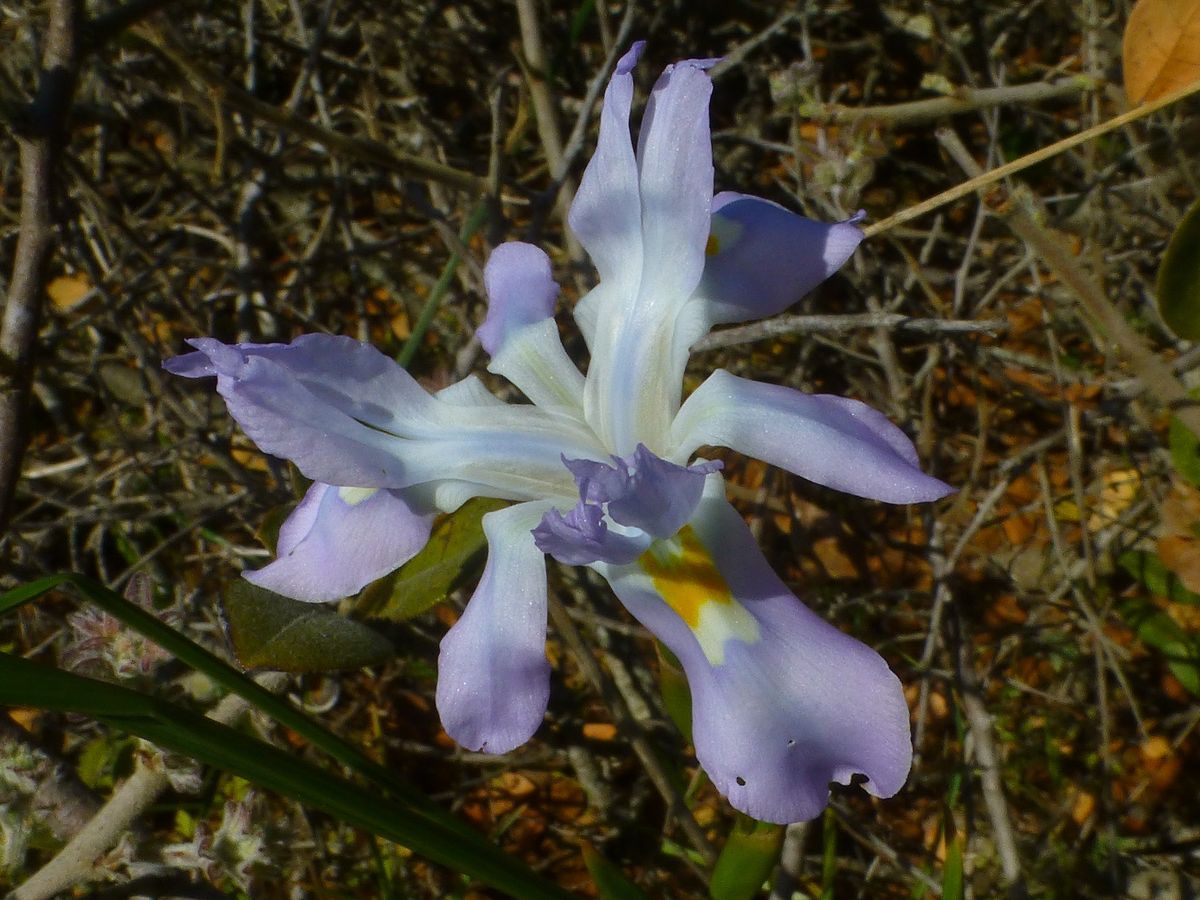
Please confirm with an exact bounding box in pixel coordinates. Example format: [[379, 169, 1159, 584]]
[[568, 42, 645, 296], [697, 193, 864, 325], [670, 369, 954, 504], [595, 479, 913, 824], [244, 483, 433, 602], [583, 57, 717, 455], [436, 501, 554, 754]]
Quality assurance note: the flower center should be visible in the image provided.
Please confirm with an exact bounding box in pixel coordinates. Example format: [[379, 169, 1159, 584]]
[[639, 525, 759, 665]]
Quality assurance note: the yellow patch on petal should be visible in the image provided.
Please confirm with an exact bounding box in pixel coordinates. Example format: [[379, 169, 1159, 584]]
[[336, 486, 378, 506], [707, 213, 745, 258], [639, 526, 759, 665]]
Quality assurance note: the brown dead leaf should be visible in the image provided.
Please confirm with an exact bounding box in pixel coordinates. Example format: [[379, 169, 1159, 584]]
[[1123, 0, 1200, 103], [46, 273, 92, 311], [582, 722, 617, 742]]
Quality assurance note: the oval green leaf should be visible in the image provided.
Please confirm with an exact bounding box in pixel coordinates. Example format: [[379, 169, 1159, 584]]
[[1119, 549, 1200, 605], [1119, 598, 1200, 696], [223, 580, 395, 672], [1158, 199, 1200, 340], [354, 496, 508, 622]]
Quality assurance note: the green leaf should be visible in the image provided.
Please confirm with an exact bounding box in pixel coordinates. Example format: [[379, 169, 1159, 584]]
[[223, 580, 394, 673], [581, 843, 652, 900], [942, 832, 965, 900], [0, 653, 573, 900], [1169, 413, 1200, 487], [820, 806, 837, 900], [655, 640, 693, 743], [1157, 198, 1200, 339], [1119, 599, 1200, 696], [1118, 550, 1200, 605], [709, 814, 786, 900], [0, 574, 482, 841], [355, 497, 508, 622]]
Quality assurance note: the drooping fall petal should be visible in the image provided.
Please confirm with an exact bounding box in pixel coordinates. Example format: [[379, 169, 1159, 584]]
[[436, 501, 554, 754], [595, 479, 912, 823], [244, 483, 433, 602]]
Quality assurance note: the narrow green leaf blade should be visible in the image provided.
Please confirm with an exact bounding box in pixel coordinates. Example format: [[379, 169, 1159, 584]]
[[942, 832, 965, 900], [224, 580, 394, 672], [581, 843, 653, 900], [0, 574, 475, 839], [655, 640, 693, 743], [355, 497, 508, 622], [820, 805, 837, 900], [0, 653, 574, 900], [709, 814, 786, 900], [1158, 199, 1200, 340]]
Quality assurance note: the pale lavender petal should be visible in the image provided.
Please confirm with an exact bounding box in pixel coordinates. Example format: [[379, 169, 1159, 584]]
[[531, 501, 647, 566], [478, 242, 560, 357], [244, 483, 433, 602], [594, 481, 912, 823], [562, 445, 719, 538], [166, 335, 606, 500], [699, 193, 865, 325], [436, 502, 553, 754], [604, 445, 720, 537], [582, 56, 718, 454], [165, 336, 426, 487], [634, 58, 716, 310], [671, 369, 953, 504], [568, 42, 645, 291]]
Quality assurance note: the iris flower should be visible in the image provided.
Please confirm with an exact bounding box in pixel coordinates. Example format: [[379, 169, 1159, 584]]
[[165, 43, 951, 824]]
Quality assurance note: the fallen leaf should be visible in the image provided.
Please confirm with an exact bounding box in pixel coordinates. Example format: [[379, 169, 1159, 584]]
[[1123, 0, 1200, 103], [46, 273, 92, 311], [582, 722, 617, 742]]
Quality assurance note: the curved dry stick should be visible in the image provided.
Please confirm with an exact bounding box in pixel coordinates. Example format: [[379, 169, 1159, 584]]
[[0, 0, 82, 537], [13, 673, 288, 900]]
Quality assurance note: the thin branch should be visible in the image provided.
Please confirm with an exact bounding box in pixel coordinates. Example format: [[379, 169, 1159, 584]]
[[694, 312, 1007, 351], [515, 0, 582, 257], [13, 673, 288, 900], [802, 76, 1096, 126], [864, 76, 1200, 238], [130, 23, 484, 195], [0, 0, 82, 537], [546, 595, 717, 865], [936, 127, 1200, 441]]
